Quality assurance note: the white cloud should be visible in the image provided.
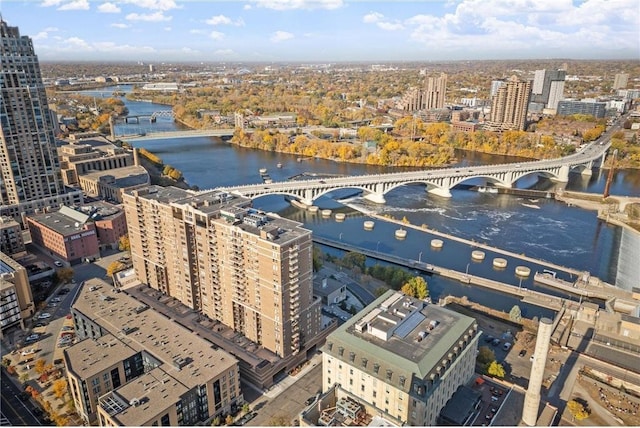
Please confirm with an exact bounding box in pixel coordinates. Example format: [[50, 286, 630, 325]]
[[243, 4, 252, 10], [32, 31, 50, 41], [362, 12, 383, 24], [190, 29, 207, 35], [377, 21, 404, 31], [251, 0, 343, 11], [126, 11, 172, 22], [58, 0, 89, 10], [206, 15, 232, 25], [270, 30, 294, 42], [65, 37, 91, 49], [164, 26, 172, 31], [111, 23, 130, 28], [397, 0, 639, 57], [98, 2, 121, 13], [41, 0, 62, 7], [209, 31, 225, 40], [118, 0, 180, 11]]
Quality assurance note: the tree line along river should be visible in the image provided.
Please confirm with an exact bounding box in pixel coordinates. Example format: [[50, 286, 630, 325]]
[[80, 86, 640, 319]]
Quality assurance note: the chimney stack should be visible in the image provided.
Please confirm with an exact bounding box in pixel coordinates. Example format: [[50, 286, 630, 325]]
[[522, 317, 554, 426]]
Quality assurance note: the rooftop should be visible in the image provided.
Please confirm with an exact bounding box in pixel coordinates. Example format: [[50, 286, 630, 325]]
[[27, 206, 90, 236], [70, 278, 238, 386], [323, 291, 477, 390], [82, 165, 149, 189], [77, 201, 123, 221]]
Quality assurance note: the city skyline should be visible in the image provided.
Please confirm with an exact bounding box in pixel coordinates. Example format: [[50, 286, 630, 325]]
[[1, 0, 638, 62]]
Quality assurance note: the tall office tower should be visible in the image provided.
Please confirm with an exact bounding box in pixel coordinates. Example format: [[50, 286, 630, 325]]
[[522, 317, 554, 426], [490, 79, 506, 97], [613, 73, 629, 90], [530, 69, 566, 111], [123, 186, 321, 359], [0, 19, 82, 223], [424, 73, 447, 109], [488, 75, 531, 131]]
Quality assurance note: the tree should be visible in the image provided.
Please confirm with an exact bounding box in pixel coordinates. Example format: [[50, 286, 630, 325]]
[[118, 235, 131, 252], [106, 261, 126, 277], [20, 373, 29, 382], [241, 403, 250, 414], [34, 358, 47, 375], [211, 416, 221, 426], [477, 346, 495, 366], [567, 399, 590, 421], [52, 379, 68, 399], [509, 305, 522, 322], [225, 414, 234, 426], [400, 276, 429, 300], [312, 246, 323, 272], [487, 361, 506, 378], [342, 251, 366, 271], [267, 416, 289, 426], [56, 267, 74, 284]]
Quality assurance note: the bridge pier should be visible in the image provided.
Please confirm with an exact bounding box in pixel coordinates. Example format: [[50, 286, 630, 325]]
[[580, 168, 593, 177], [364, 193, 386, 204], [428, 187, 452, 198], [551, 165, 570, 183]]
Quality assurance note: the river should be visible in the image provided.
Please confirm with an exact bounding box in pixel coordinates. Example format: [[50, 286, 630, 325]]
[[79, 86, 640, 317]]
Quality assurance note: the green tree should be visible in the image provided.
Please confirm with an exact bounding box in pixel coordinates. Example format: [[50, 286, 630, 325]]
[[211, 416, 221, 426], [267, 416, 289, 426], [487, 361, 506, 378], [374, 287, 388, 297], [20, 373, 29, 382], [241, 403, 250, 414], [509, 305, 522, 322], [342, 251, 366, 271], [477, 346, 495, 366], [567, 399, 590, 421], [312, 246, 323, 272]]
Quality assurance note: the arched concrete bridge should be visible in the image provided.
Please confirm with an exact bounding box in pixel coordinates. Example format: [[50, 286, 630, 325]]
[[217, 141, 611, 204]]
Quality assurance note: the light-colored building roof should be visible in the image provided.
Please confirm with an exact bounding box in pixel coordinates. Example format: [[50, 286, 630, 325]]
[[27, 206, 90, 236], [82, 165, 149, 189], [323, 291, 476, 392]]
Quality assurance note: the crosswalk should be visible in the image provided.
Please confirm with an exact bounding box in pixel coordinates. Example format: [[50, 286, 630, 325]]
[[0, 413, 12, 426]]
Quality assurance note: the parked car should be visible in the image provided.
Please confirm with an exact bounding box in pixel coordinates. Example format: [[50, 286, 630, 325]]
[[21, 348, 36, 356], [491, 338, 500, 346], [518, 349, 527, 358], [304, 396, 316, 406], [54, 261, 63, 267], [25, 334, 39, 341], [38, 313, 51, 319], [51, 297, 62, 303], [503, 342, 512, 351], [61, 326, 74, 332]]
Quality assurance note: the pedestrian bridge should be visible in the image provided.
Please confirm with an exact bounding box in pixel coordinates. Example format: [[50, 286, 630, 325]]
[[217, 142, 611, 203]]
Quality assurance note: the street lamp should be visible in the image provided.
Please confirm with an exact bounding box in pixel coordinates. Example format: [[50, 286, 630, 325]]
[[465, 263, 470, 275], [376, 241, 381, 252], [418, 251, 422, 263], [339, 232, 343, 241]]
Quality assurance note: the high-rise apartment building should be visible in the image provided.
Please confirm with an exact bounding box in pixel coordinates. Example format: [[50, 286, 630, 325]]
[[1, 251, 34, 335], [0, 19, 82, 223], [490, 80, 506, 97], [397, 73, 447, 112], [123, 186, 321, 359], [321, 291, 480, 426], [613, 73, 629, 90], [487, 75, 531, 131], [424, 73, 447, 109], [530, 69, 566, 112]]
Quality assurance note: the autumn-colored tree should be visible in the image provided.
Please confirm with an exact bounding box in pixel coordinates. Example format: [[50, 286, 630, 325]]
[[52, 379, 68, 399], [106, 261, 126, 277], [509, 305, 522, 322], [20, 373, 29, 382], [567, 400, 590, 420], [267, 416, 289, 426], [225, 414, 234, 425], [118, 235, 130, 252], [34, 358, 47, 375], [486, 361, 506, 378], [400, 276, 429, 300], [211, 416, 221, 426], [241, 403, 250, 414]]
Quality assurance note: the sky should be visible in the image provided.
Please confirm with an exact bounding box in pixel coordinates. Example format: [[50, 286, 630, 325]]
[[1, 0, 639, 62]]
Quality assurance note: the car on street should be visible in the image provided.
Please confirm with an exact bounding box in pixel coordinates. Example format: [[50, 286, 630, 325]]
[[61, 326, 74, 332], [304, 396, 317, 406], [59, 288, 70, 294], [38, 313, 51, 319], [34, 322, 47, 328], [25, 334, 39, 341], [54, 261, 63, 267], [21, 348, 36, 356], [47, 303, 57, 308], [234, 412, 256, 426], [491, 338, 500, 346], [51, 297, 62, 303], [518, 349, 527, 358]]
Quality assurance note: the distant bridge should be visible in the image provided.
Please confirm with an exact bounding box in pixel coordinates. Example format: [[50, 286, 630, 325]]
[[217, 141, 611, 201], [120, 128, 237, 141]]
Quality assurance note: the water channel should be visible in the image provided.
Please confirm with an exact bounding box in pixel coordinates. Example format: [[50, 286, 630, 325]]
[[79, 86, 640, 318]]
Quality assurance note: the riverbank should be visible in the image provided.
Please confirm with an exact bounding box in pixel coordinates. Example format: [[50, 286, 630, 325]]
[[136, 150, 195, 190], [555, 190, 640, 234]]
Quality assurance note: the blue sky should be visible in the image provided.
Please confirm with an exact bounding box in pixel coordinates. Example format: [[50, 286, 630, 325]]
[[2, 0, 639, 61]]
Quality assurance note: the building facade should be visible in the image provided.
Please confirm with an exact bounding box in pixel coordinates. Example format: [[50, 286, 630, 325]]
[[487, 75, 531, 131], [78, 202, 128, 250], [0, 251, 34, 335], [58, 137, 135, 186], [530, 69, 566, 112], [0, 19, 82, 225], [557, 100, 607, 118], [613, 73, 629, 90], [123, 186, 321, 359], [66, 278, 242, 425], [321, 291, 480, 426], [424, 73, 447, 110], [26, 205, 100, 264], [0, 216, 25, 256]]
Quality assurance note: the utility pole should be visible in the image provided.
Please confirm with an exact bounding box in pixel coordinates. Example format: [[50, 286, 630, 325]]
[[603, 149, 617, 199]]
